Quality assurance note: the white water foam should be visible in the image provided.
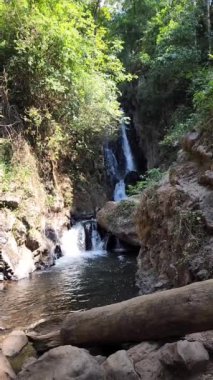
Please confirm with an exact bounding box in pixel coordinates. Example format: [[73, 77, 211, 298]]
[[114, 179, 127, 202], [61, 223, 86, 257], [121, 121, 136, 173]]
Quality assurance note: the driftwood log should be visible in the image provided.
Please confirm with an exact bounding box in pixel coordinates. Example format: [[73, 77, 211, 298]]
[[27, 330, 61, 353], [61, 280, 213, 346]]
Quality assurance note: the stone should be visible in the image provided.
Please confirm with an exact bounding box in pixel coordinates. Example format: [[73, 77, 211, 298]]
[[94, 355, 106, 365], [9, 343, 37, 374], [185, 331, 213, 354], [134, 352, 166, 380], [21, 357, 37, 370], [17, 345, 105, 380], [97, 199, 140, 246], [177, 340, 209, 372], [103, 350, 139, 380], [0, 352, 16, 379], [2, 330, 28, 357], [159, 340, 209, 372], [127, 342, 160, 364]]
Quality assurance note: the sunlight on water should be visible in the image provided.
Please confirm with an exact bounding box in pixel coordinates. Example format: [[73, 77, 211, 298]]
[[61, 223, 85, 257]]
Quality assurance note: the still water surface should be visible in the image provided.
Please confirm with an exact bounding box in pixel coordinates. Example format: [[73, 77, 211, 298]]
[[0, 250, 138, 330]]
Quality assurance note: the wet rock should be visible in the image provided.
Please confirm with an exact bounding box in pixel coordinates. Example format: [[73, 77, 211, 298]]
[[0, 352, 16, 380], [103, 350, 139, 380], [97, 198, 140, 246], [17, 345, 105, 380], [159, 340, 209, 372], [2, 330, 28, 357]]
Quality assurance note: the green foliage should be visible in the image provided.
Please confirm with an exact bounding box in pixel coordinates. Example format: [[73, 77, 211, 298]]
[[0, 157, 32, 193], [112, 0, 213, 153], [128, 168, 164, 195], [0, 0, 127, 164]]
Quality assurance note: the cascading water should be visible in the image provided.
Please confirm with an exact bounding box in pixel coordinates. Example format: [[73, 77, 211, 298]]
[[104, 144, 119, 182], [114, 179, 127, 201], [121, 121, 136, 174], [61, 223, 86, 257], [91, 220, 103, 250], [104, 116, 136, 202], [61, 220, 103, 257]]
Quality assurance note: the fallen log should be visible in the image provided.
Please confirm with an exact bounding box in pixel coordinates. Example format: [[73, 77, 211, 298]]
[[27, 330, 61, 353], [61, 280, 213, 346]]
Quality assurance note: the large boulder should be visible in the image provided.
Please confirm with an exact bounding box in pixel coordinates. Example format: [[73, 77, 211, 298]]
[[159, 340, 209, 372], [136, 135, 213, 294], [127, 342, 166, 380], [0, 353, 16, 380], [1, 330, 28, 357], [97, 198, 140, 246], [103, 350, 139, 380], [17, 345, 105, 380]]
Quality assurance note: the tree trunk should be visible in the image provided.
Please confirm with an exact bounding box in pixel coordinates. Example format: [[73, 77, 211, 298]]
[[61, 280, 213, 346], [207, 0, 212, 56]]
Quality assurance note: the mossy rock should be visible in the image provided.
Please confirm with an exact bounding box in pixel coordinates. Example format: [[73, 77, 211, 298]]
[[8, 343, 37, 374]]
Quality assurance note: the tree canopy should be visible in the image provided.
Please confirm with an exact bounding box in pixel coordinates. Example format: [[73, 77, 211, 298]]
[[0, 0, 212, 168]]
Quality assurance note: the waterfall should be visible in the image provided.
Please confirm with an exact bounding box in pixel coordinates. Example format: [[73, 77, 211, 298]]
[[91, 221, 103, 251], [114, 180, 127, 202], [104, 144, 119, 182], [61, 223, 86, 257], [121, 121, 136, 174], [104, 115, 137, 202], [61, 221, 103, 257]]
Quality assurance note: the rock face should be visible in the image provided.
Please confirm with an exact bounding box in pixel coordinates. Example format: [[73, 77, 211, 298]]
[[0, 138, 70, 279], [17, 345, 105, 380], [97, 198, 140, 246], [136, 132, 213, 294]]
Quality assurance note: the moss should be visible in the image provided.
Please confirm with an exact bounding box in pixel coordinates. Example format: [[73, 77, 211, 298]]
[[106, 200, 136, 229], [8, 343, 37, 374]]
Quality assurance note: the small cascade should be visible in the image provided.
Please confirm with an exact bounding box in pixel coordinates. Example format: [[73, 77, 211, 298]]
[[121, 121, 136, 174], [91, 221, 103, 251], [104, 144, 119, 182], [61, 220, 103, 257], [61, 223, 86, 257], [104, 115, 137, 202], [114, 179, 127, 201]]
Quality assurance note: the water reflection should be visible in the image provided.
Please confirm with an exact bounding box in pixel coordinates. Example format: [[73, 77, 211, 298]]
[[0, 250, 138, 330]]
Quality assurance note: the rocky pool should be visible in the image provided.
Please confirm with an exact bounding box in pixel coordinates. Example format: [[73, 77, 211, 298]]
[[0, 249, 138, 330]]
